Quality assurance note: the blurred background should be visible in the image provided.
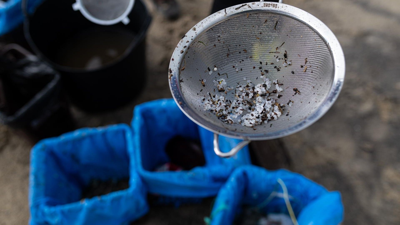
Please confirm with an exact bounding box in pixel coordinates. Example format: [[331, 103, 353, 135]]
[[0, 0, 399, 224]]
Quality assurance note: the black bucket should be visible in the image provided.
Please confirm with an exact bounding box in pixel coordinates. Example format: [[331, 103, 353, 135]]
[[23, 0, 152, 112], [211, 0, 280, 13], [0, 44, 75, 141]]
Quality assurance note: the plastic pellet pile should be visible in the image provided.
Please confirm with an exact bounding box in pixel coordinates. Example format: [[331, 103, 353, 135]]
[[202, 76, 287, 128]]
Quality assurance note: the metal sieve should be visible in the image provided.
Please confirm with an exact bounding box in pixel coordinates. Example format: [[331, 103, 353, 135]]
[[72, 0, 134, 25], [168, 1, 345, 158]]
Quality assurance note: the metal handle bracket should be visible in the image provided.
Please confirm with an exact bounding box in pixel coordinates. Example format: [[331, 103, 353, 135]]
[[213, 133, 251, 158]]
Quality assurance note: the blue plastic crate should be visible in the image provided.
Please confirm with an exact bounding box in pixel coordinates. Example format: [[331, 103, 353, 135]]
[[208, 165, 344, 225], [29, 124, 148, 225], [131, 99, 251, 198]]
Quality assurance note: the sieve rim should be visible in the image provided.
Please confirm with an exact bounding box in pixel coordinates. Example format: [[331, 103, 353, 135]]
[[168, 2, 345, 141]]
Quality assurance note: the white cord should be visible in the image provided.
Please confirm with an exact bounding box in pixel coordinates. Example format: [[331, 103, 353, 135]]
[[277, 179, 299, 225]]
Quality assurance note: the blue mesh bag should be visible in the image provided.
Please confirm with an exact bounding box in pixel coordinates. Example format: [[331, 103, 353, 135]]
[[29, 124, 148, 225], [208, 166, 344, 225], [131, 99, 251, 198]]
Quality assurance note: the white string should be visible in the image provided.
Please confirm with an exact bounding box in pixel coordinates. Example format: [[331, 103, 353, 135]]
[[277, 179, 299, 225]]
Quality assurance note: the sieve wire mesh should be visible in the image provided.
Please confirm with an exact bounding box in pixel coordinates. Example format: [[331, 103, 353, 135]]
[[178, 11, 335, 136], [81, 0, 131, 21]]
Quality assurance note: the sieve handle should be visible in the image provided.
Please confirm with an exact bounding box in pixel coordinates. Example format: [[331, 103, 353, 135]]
[[213, 133, 251, 158]]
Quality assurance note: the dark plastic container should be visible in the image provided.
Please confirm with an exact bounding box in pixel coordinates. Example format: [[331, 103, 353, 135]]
[[211, 0, 280, 13], [0, 44, 75, 141], [24, 0, 152, 112]]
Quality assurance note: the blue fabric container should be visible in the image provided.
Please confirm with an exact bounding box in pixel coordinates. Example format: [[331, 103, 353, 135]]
[[0, 0, 43, 36], [29, 124, 149, 225], [209, 166, 344, 225], [131, 99, 251, 198]]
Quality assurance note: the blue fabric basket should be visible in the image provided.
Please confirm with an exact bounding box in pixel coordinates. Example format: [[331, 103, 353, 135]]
[[131, 99, 251, 198], [0, 0, 43, 36], [29, 124, 149, 225], [209, 166, 344, 225]]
